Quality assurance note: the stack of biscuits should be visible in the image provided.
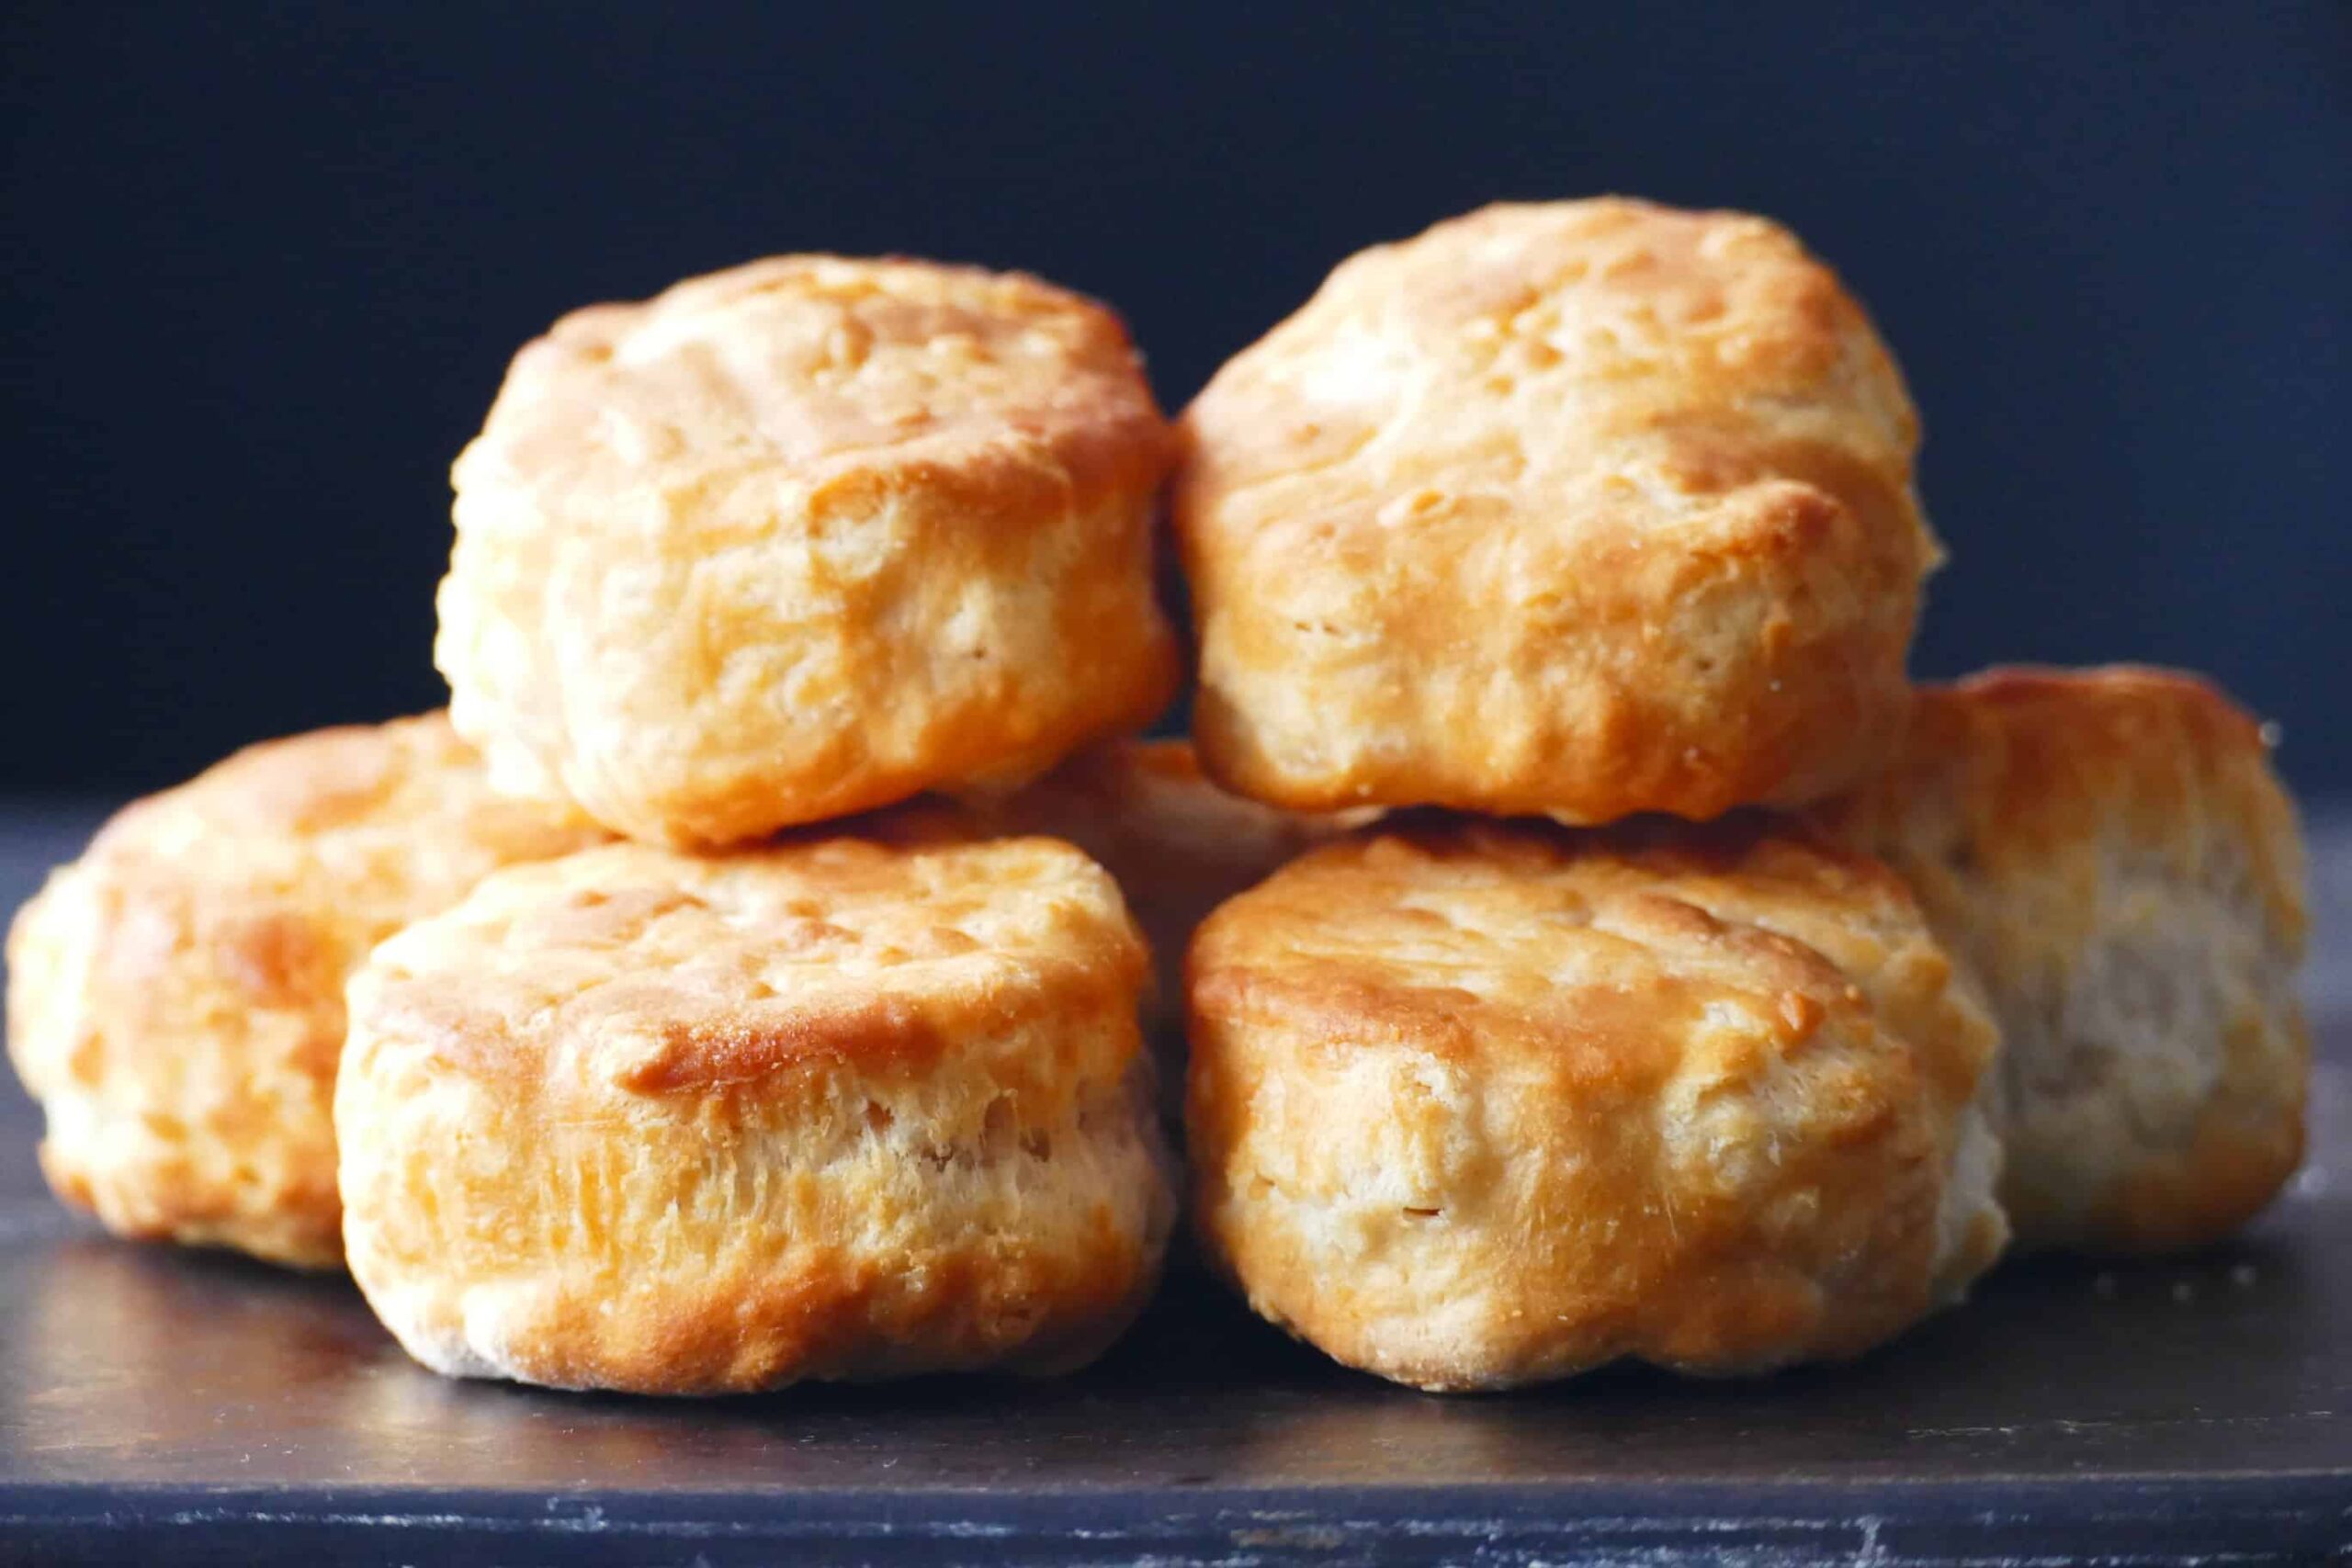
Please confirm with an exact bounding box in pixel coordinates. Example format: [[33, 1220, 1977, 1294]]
[[6, 201, 2310, 1396]]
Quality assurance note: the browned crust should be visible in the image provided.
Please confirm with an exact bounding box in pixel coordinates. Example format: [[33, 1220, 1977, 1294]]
[[1189, 814, 1909, 1073], [1830, 664, 2304, 961], [1814, 664, 2309, 1254], [336, 830, 1172, 1393], [353, 835, 1149, 1094], [1173, 197, 1935, 823], [3, 715, 606, 1268], [437, 254, 1181, 847], [1184, 814, 2002, 1388]]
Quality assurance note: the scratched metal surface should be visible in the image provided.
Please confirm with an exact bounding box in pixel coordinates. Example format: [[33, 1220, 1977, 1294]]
[[0, 807, 2346, 1565]]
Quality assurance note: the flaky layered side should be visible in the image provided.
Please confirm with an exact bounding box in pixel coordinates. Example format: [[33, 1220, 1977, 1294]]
[[1815, 666, 2308, 1254], [4, 715, 605, 1268], [1187, 817, 2004, 1392], [336, 836, 1175, 1394], [1175, 197, 1938, 825], [438, 255, 1180, 848]]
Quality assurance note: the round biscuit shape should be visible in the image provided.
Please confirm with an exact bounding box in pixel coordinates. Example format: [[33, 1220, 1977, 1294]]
[[1185, 816, 2006, 1392], [1813, 665, 2309, 1255], [437, 254, 1180, 846], [1174, 197, 1938, 823], [335, 834, 1175, 1394], [4, 715, 606, 1269]]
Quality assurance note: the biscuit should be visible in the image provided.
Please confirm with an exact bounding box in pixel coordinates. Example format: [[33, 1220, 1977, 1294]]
[[1186, 816, 2005, 1392], [437, 254, 1181, 847], [1813, 666, 2308, 1255], [1173, 197, 1937, 823], [336, 834, 1175, 1394], [4, 715, 605, 1269]]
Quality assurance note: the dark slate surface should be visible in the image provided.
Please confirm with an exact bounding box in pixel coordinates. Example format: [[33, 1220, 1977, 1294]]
[[0, 807, 2347, 1564]]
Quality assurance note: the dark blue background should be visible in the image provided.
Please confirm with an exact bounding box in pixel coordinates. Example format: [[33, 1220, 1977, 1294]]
[[4, 2, 2345, 794]]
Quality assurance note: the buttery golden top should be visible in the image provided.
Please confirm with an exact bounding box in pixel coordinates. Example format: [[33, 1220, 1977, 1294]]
[[53, 712, 602, 948], [2, 714, 606, 1269], [457, 254, 1169, 515], [1174, 197, 1938, 821], [1193, 816, 1987, 1106], [353, 835, 1148, 1094], [436, 254, 1180, 847], [1185, 814, 2006, 1388], [1181, 197, 1918, 531], [1822, 665, 2306, 957]]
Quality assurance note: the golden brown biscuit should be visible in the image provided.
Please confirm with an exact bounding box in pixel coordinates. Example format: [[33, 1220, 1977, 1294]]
[[4, 716, 605, 1269], [1813, 666, 2308, 1255], [336, 835, 1175, 1394], [1187, 816, 2005, 1392], [437, 254, 1180, 847], [1174, 197, 1937, 824]]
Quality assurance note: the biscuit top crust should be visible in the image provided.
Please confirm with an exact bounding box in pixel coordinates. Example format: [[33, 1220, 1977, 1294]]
[[1192, 816, 1988, 1105], [1826, 665, 2307, 955], [1178, 196, 1930, 569], [356, 836, 1148, 1095], [455, 254, 1169, 524], [68, 713, 600, 917]]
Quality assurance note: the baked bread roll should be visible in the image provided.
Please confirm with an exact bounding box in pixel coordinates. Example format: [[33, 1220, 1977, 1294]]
[[4, 715, 605, 1268], [437, 254, 1180, 847], [1814, 666, 2308, 1255], [1186, 816, 2005, 1392], [1174, 197, 1937, 824], [336, 834, 1174, 1394]]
